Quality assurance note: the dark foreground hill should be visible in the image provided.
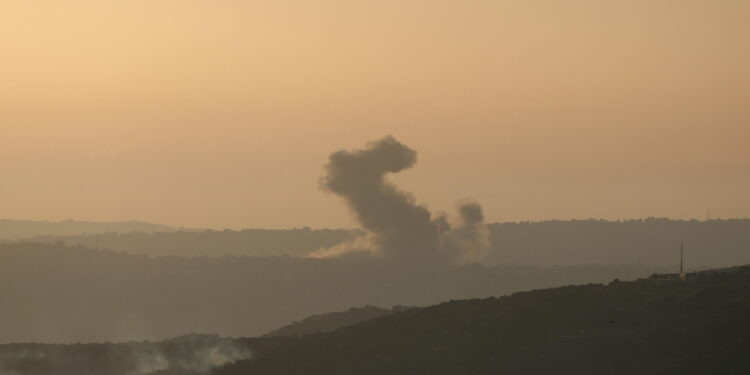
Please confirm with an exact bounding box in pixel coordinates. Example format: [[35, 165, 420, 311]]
[[19, 218, 750, 267], [226, 265, 750, 375], [1, 266, 748, 375], [0, 243, 668, 343]]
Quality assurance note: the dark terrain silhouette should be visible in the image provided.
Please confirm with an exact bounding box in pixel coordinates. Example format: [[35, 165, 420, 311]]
[[221, 265, 750, 375]]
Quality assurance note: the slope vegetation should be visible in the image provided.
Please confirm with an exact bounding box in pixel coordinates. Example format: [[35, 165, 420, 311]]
[[224, 266, 750, 374]]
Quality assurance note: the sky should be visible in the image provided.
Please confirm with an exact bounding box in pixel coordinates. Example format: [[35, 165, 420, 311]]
[[1, 0, 748, 229]]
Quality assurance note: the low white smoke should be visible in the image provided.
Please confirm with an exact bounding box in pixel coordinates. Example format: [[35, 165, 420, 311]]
[[130, 340, 252, 375], [0, 350, 45, 375], [0, 340, 250, 375], [130, 350, 169, 375], [308, 234, 377, 259]]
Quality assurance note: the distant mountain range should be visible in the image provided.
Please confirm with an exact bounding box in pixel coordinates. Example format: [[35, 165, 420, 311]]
[[0, 218, 180, 240], [1, 265, 747, 374], [12, 218, 750, 267]]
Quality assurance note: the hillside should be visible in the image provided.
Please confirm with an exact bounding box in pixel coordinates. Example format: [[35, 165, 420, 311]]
[[1, 266, 747, 374], [222, 265, 750, 375], [18, 218, 750, 267], [0, 242, 668, 343]]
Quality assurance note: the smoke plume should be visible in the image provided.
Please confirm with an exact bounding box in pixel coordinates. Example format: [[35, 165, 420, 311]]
[[310, 136, 490, 264]]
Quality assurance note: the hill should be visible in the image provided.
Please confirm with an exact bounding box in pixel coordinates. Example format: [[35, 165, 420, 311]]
[[0, 242, 669, 343], [222, 265, 750, 374], [0, 218, 178, 240], [0, 266, 747, 374]]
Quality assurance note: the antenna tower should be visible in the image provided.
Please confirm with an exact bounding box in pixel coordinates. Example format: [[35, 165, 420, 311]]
[[680, 241, 684, 275]]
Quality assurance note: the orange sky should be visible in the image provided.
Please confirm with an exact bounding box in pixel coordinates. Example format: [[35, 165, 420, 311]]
[[1, 0, 748, 229]]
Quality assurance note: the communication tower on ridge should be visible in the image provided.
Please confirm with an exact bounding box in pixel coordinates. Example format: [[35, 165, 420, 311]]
[[679, 241, 686, 280]]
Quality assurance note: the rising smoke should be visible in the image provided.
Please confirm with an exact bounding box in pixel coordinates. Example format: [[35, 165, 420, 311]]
[[309, 136, 490, 265]]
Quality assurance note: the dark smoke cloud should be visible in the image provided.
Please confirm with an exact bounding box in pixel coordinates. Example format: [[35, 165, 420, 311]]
[[309, 136, 490, 264]]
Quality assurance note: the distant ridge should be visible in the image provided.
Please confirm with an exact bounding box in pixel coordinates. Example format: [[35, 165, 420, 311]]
[[17, 218, 750, 267], [0, 218, 179, 240], [487, 218, 750, 267]]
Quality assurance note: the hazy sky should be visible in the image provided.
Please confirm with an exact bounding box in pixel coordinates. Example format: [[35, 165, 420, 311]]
[[1, 0, 748, 229]]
